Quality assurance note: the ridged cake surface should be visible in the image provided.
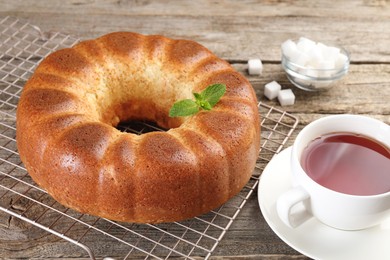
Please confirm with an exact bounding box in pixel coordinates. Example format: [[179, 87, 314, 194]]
[[16, 32, 260, 223]]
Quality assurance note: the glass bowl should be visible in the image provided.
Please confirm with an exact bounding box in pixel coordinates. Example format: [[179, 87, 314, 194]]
[[281, 46, 350, 91]]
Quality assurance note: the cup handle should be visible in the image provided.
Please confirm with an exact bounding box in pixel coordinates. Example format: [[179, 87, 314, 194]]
[[276, 186, 312, 228]]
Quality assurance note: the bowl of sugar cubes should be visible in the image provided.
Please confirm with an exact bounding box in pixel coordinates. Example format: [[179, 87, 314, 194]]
[[281, 37, 350, 91]]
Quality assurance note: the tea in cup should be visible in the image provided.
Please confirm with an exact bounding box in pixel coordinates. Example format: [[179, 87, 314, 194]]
[[276, 114, 390, 230]]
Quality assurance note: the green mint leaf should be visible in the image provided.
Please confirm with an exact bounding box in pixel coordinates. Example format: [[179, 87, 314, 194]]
[[200, 83, 226, 107], [196, 99, 212, 110], [169, 83, 226, 117], [193, 92, 203, 100], [169, 99, 199, 117]]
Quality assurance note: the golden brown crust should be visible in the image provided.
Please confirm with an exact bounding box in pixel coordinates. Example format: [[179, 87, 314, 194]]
[[16, 32, 260, 223]]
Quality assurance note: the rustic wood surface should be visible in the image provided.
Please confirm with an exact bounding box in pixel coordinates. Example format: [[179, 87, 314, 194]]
[[1, 0, 390, 259]]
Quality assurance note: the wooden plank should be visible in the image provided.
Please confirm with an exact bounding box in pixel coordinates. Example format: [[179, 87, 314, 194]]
[[1, 10, 389, 62], [3, 0, 390, 18], [239, 63, 390, 124]]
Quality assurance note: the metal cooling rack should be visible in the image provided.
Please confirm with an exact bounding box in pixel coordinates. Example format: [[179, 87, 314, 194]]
[[0, 16, 298, 259]]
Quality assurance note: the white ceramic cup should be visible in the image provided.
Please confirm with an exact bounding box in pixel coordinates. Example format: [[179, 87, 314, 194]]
[[276, 114, 390, 230]]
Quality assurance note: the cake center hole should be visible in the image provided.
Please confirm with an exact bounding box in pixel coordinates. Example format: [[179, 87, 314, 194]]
[[102, 98, 185, 134], [116, 120, 168, 135]]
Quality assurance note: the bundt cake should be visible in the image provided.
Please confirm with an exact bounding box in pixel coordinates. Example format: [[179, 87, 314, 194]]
[[16, 32, 260, 223]]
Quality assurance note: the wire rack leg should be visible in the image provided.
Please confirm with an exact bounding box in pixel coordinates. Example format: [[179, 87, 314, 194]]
[[0, 207, 96, 260]]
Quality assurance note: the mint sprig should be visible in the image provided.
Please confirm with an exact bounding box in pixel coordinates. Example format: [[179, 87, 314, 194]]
[[169, 83, 226, 117]]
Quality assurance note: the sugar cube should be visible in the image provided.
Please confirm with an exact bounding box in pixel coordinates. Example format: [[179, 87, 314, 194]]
[[305, 66, 319, 78], [278, 89, 295, 106], [283, 38, 348, 73], [316, 42, 328, 53], [307, 47, 323, 67], [297, 37, 316, 53], [335, 53, 348, 70], [322, 46, 341, 61], [317, 60, 335, 70], [248, 59, 263, 75], [281, 39, 298, 60], [264, 81, 281, 100], [293, 51, 310, 67]]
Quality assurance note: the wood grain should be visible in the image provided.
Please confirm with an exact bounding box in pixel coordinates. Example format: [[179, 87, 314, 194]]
[[2, 0, 390, 62]]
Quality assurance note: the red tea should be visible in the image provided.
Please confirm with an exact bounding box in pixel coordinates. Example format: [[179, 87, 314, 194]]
[[301, 133, 390, 196]]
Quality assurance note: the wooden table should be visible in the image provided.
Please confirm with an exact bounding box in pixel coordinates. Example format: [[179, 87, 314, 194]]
[[1, 1, 389, 259]]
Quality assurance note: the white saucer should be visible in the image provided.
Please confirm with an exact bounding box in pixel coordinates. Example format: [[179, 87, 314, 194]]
[[258, 146, 390, 260]]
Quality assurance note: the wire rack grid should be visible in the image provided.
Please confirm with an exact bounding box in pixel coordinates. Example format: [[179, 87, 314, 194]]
[[0, 16, 298, 259]]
